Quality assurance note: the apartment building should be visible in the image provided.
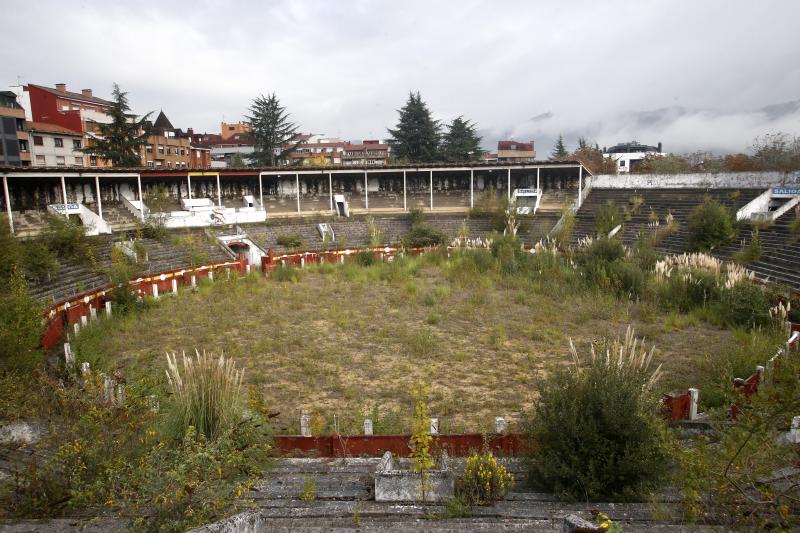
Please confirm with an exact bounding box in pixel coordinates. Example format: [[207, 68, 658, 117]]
[[27, 122, 85, 167], [25, 83, 115, 168], [0, 91, 29, 166], [341, 140, 390, 166], [141, 111, 191, 169], [497, 140, 535, 162]]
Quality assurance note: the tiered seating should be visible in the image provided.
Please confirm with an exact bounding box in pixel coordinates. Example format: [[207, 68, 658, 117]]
[[27, 229, 231, 303], [570, 188, 762, 251], [9, 210, 49, 237], [102, 202, 139, 232], [714, 209, 800, 289]]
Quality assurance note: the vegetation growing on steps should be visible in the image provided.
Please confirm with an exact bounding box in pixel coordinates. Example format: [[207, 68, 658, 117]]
[[687, 198, 735, 251]]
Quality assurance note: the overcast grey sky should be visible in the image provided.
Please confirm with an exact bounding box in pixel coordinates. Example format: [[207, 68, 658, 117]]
[[3, 0, 800, 155]]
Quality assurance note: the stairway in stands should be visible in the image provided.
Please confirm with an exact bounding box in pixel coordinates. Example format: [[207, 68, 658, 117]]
[[102, 202, 139, 232]]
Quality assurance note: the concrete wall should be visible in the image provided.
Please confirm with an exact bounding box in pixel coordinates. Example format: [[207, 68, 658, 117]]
[[592, 171, 799, 189]]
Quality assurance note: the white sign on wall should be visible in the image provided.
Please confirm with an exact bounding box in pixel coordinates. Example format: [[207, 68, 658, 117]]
[[49, 203, 81, 214]]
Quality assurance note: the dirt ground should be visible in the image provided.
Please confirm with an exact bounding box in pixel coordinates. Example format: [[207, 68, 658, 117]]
[[74, 260, 735, 433]]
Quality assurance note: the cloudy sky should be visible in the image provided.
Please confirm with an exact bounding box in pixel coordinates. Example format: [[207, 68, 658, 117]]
[[3, 0, 800, 155]]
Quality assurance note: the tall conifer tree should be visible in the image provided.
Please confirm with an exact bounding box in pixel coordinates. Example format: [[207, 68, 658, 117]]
[[550, 134, 569, 159], [246, 93, 299, 167], [387, 92, 441, 162], [441, 116, 483, 162], [81, 84, 152, 166]]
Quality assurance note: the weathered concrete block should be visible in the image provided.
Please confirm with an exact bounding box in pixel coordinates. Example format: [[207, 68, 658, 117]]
[[563, 513, 602, 532], [374, 451, 454, 503]]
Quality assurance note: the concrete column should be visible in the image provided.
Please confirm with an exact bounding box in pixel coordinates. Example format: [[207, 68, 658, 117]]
[[3, 175, 13, 234], [60, 175, 68, 218], [364, 171, 369, 210], [296, 173, 300, 213], [578, 166, 583, 208], [328, 172, 333, 212], [507, 168, 511, 200], [258, 174, 264, 209], [187, 174, 192, 201], [429, 170, 433, 211], [470, 169, 474, 208], [216, 173, 222, 207], [536, 167, 540, 191], [95, 175, 102, 219], [403, 171, 407, 211]]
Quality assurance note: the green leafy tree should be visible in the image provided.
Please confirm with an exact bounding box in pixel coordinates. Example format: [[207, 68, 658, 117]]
[[81, 84, 152, 166], [387, 92, 441, 162], [550, 134, 568, 159], [246, 93, 299, 166], [0, 269, 42, 369], [440, 116, 482, 162]]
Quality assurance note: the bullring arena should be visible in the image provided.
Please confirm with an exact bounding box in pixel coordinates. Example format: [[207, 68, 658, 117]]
[[2, 162, 800, 531]]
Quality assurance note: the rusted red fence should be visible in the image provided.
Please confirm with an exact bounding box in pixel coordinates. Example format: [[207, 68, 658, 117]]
[[41, 257, 248, 349]]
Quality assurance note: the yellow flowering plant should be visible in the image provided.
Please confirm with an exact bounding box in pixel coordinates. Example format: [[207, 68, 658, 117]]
[[459, 447, 514, 505]]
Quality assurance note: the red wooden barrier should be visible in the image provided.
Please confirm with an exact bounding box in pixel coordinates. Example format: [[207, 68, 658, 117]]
[[662, 391, 692, 420], [273, 432, 525, 458]]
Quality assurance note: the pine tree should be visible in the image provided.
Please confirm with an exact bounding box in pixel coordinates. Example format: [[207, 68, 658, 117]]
[[441, 116, 483, 162], [550, 134, 568, 159], [387, 92, 441, 162], [246, 93, 299, 167], [81, 84, 152, 166]]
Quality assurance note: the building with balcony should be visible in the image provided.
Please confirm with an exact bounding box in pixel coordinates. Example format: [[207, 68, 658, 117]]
[[0, 91, 30, 167], [497, 140, 535, 163], [24, 83, 116, 168], [141, 111, 191, 169], [27, 121, 85, 167], [602, 141, 664, 173], [341, 140, 390, 166], [221, 121, 251, 141]]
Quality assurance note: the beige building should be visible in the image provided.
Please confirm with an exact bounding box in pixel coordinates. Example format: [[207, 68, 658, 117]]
[[497, 140, 535, 162], [27, 121, 85, 167], [141, 111, 191, 169]]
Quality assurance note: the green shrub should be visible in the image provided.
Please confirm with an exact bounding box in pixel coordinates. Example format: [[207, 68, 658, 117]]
[[21, 239, 58, 280], [41, 214, 90, 261], [490, 234, 523, 273], [523, 330, 672, 500], [0, 270, 43, 370], [401, 225, 446, 248], [790, 207, 800, 239], [554, 206, 575, 247], [656, 269, 721, 312], [408, 207, 427, 227], [0, 221, 21, 283], [687, 199, 735, 251], [608, 261, 646, 299], [721, 281, 771, 328], [586, 237, 625, 263], [276, 234, 302, 248], [594, 200, 623, 236], [165, 350, 244, 440], [354, 250, 377, 266]]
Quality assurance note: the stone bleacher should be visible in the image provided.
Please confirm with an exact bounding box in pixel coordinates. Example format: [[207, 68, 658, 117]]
[[27, 228, 231, 304], [570, 188, 800, 290]]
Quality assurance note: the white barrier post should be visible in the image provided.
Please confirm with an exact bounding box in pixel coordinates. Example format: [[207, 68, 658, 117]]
[[364, 418, 373, 436], [152, 284, 159, 299], [172, 279, 178, 294], [73, 323, 80, 336], [116, 384, 126, 408], [688, 388, 699, 421], [246, 264, 251, 274], [791, 416, 800, 444], [495, 416, 507, 434], [300, 414, 311, 437], [64, 343, 74, 367], [105, 301, 112, 316], [430, 418, 439, 435], [80, 361, 90, 376], [208, 270, 214, 281], [191, 275, 197, 289], [80, 315, 88, 328], [89, 307, 97, 320]]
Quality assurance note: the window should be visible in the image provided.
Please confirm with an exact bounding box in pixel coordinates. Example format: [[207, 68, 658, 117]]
[[15, 118, 24, 131], [19, 140, 28, 152], [157, 145, 164, 154], [167, 161, 172, 168], [56, 156, 66, 166], [90, 156, 97, 166], [54, 138, 64, 148], [73, 139, 81, 149], [619, 159, 626, 167], [33, 135, 43, 146], [74, 156, 83, 165], [166, 147, 171, 155], [146, 160, 153, 167], [146, 144, 153, 153], [35, 155, 45, 165], [155, 161, 162, 167]]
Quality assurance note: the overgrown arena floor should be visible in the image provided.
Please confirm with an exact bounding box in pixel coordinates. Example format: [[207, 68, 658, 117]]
[[72, 253, 742, 433]]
